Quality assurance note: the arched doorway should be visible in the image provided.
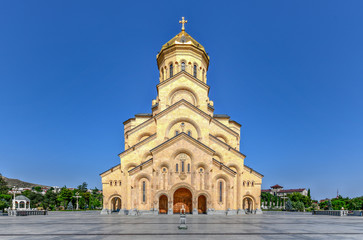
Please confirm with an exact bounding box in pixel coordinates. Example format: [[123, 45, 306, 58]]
[[173, 188, 192, 214], [159, 195, 168, 214], [110, 197, 121, 212], [198, 195, 207, 214], [243, 197, 253, 213]]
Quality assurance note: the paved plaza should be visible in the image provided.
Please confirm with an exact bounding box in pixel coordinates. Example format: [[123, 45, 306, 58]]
[[1, 211, 363, 239]]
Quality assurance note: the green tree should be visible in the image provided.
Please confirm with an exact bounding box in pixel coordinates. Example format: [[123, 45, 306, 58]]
[[82, 192, 91, 206], [0, 174, 9, 194], [92, 187, 99, 195], [347, 201, 357, 210], [77, 182, 88, 193], [289, 192, 311, 208], [28, 191, 44, 208], [293, 201, 305, 211], [42, 189, 58, 210], [79, 197, 86, 209], [33, 186, 42, 192], [285, 199, 293, 211], [307, 189, 311, 199], [89, 188, 103, 209], [0, 194, 11, 211], [58, 187, 73, 207], [331, 199, 346, 210], [327, 200, 333, 210]]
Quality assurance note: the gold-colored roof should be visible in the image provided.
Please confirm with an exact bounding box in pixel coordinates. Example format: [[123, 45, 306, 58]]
[[158, 31, 209, 59]]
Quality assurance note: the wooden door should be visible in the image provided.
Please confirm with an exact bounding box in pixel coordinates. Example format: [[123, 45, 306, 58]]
[[198, 195, 207, 214], [159, 195, 168, 214], [173, 188, 192, 214]]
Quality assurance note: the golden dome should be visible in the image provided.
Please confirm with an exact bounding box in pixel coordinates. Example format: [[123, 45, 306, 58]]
[[157, 31, 209, 60]]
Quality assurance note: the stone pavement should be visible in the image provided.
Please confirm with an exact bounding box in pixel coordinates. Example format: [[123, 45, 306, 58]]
[[1, 211, 363, 239]]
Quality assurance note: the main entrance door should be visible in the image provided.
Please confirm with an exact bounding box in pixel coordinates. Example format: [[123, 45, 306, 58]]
[[159, 195, 168, 214], [173, 188, 192, 214]]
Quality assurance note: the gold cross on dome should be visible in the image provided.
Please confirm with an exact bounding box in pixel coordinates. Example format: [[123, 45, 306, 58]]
[[179, 17, 188, 31]]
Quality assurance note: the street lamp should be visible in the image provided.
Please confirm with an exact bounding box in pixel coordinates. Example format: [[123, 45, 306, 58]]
[[73, 192, 81, 210], [12, 186, 16, 210]]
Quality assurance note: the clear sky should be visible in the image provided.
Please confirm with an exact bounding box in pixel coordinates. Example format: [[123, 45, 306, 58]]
[[0, 1, 362, 200]]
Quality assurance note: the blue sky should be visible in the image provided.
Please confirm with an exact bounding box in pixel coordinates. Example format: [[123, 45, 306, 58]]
[[0, 1, 362, 200]]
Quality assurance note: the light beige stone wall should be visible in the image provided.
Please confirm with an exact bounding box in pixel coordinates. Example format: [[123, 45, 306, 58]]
[[100, 30, 263, 214]]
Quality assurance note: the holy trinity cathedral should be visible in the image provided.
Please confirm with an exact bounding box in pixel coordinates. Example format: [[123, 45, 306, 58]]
[[100, 18, 263, 215]]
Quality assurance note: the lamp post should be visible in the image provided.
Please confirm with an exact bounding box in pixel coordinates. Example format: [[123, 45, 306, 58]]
[[12, 186, 16, 210], [73, 192, 81, 210]]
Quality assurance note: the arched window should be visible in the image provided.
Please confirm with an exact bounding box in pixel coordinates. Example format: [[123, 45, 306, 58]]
[[193, 65, 197, 77], [247, 181, 250, 187], [176, 163, 179, 172], [252, 181, 254, 187], [187, 130, 191, 136], [170, 64, 173, 78], [243, 181, 245, 187], [161, 69, 164, 80], [175, 130, 179, 136], [119, 181, 122, 186], [114, 181, 117, 186], [181, 161, 185, 172], [110, 181, 112, 186], [219, 181, 223, 203], [181, 62, 185, 71], [142, 181, 146, 203], [187, 163, 190, 172]]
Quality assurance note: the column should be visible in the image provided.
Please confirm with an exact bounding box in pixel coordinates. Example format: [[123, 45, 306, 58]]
[[237, 173, 242, 209]]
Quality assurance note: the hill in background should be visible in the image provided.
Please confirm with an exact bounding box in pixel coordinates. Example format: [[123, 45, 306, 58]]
[[2, 176, 49, 188]]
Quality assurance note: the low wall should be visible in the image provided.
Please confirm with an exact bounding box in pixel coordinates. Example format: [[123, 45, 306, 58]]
[[263, 211, 311, 215], [312, 210, 348, 216], [348, 211, 363, 216], [8, 210, 47, 216]]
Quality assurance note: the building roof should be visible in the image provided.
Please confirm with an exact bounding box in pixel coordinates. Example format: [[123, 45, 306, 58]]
[[279, 188, 306, 193], [261, 189, 270, 192], [14, 195, 30, 201], [271, 184, 283, 189], [213, 114, 230, 118], [158, 31, 208, 59], [135, 113, 152, 117]]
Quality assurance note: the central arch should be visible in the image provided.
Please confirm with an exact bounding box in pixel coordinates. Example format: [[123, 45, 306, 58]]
[[243, 196, 254, 213], [159, 195, 168, 214], [173, 188, 192, 214], [110, 197, 121, 212]]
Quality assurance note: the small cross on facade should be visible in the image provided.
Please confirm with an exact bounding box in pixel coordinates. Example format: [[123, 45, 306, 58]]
[[179, 17, 188, 31]]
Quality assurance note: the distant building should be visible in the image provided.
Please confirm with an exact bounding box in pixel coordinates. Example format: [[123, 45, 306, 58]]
[[262, 184, 308, 199]]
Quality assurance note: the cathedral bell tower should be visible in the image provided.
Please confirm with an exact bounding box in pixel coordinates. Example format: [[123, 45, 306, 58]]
[[152, 17, 214, 115]]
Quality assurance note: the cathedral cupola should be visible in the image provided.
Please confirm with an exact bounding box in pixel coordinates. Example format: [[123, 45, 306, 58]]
[[156, 17, 210, 83]]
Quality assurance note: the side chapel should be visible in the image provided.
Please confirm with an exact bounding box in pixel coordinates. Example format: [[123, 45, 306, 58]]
[[100, 18, 263, 215]]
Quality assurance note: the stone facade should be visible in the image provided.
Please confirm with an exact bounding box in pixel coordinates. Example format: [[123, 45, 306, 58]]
[[100, 20, 263, 215]]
